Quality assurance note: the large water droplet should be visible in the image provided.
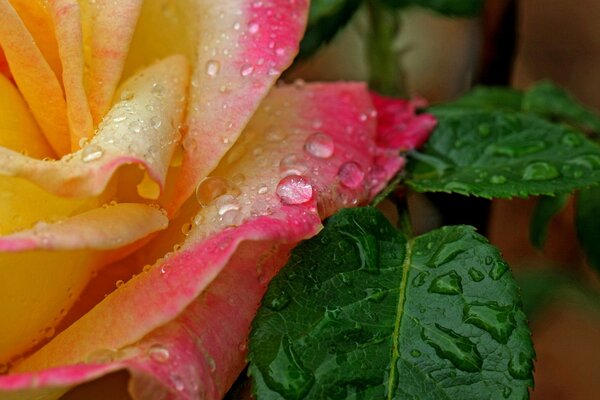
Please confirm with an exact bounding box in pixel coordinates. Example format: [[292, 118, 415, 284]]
[[428, 271, 463, 295], [276, 175, 313, 205], [508, 351, 533, 380], [304, 132, 334, 159], [426, 240, 464, 268], [338, 161, 365, 189], [195, 177, 241, 207], [463, 302, 516, 344], [206, 60, 221, 77], [468, 268, 485, 282], [489, 260, 509, 280], [421, 324, 483, 372], [522, 162, 559, 181], [263, 336, 315, 400], [443, 181, 473, 195], [81, 144, 104, 163]]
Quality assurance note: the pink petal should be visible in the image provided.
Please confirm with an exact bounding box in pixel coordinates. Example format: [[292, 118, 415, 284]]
[[0, 84, 435, 399], [167, 0, 309, 214]]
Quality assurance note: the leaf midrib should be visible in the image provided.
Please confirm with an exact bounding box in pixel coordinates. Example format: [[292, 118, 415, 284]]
[[386, 237, 414, 400]]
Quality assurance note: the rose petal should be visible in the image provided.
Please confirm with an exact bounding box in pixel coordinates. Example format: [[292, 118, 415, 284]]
[[166, 0, 309, 213], [0, 82, 438, 399], [80, 0, 143, 126], [0, 54, 189, 199], [0, 203, 168, 369], [0, 73, 54, 159], [0, 0, 70, 155], [47, 0, 94, 149], [371, 92, 437, 151]]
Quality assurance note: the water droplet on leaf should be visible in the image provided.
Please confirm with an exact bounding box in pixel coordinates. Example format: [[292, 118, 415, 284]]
[[522, 162, 559, 181], [428, 271, 463, 295], [421, 324, 483, 372]]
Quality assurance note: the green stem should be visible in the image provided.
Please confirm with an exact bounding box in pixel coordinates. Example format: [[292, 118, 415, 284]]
[[366, 0, 406, 97]]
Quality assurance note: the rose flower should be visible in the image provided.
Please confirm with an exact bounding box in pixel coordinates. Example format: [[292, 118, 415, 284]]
[[0, 1, 434, 399]]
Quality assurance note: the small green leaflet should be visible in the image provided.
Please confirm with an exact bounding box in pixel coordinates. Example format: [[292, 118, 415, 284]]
[[382, 0, 486, 17], [297, 0, 363, 60], [523, 81, 600, 135], [576, 186, 600, 273], [407, 110, 600, 198], [248, 207, 534, 400], [529, 194, 570, 249]]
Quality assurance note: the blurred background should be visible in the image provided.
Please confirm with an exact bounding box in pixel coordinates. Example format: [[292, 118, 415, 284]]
[[285, 1, 600, 399]]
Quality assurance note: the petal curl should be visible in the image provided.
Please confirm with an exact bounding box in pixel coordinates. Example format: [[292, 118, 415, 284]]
[[0, 54, 189, 199], [0, 83, 438, 399], [0, 203, 168, 369], [166, 0, 309, 213]]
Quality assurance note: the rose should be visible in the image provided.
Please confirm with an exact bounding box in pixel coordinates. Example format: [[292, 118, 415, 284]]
[[0, 1, 434, 399]]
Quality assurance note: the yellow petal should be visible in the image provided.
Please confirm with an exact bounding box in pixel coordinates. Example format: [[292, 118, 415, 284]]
[[0, 0, 70, 155], [0, 203, 169, 365], [0, 74, 54, 158], [77, 0, 143, 126]]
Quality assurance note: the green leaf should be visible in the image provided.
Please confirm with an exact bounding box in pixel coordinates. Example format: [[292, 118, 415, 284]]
[[576, 185, 600, 273], [384, 0, 486, 17], [529, 194, 570, 249], [248, 207, 534, 400], [429, 86, 523, 114], [407, 111, 600, 198], [297, 0, 363, 60], [523, 81, 600, 135]]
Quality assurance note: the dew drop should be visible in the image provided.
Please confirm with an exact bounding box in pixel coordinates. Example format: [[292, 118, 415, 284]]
[[151, 83, 165, 97], [265, 287, 291, 311], [172, 374, 185, 391], [43, 326, 55, 338], [279, 154, 308, 176], [276, 175, 313, 205], [340, 230, 379, 274], [81, 144, 104, 163], [338, 161, 365, 189], [181, 223, 193, 235], [240, 64, 254, 77], [508, 351, 533, 380], [490, 175, 507, 184], [248, 22, 259, 34], [195, 177, 241, 207], [468, 268, 485, 282], [410, 349, 421, 358], [128, 119, 143, 133], [115, 279, 125, 288], [421, 324, 483, 372], [502, 387, 512, 398], [428, 271, 463, 295], [205, 60, 221, 77], [257, 184, 269, 194], [522, 162, 559, 181], [412, 271, 429, 287], [150, 116, 162, 129], [263, 336, 315, 399], [463, 302, 516, 344], [148, 345, 170, 363], [304, 132, 334, 159], [489, 260, 509, 280]]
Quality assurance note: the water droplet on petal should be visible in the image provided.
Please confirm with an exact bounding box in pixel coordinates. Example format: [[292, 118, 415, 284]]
[[128, 120, 143, 133], [304, 132, 334, 159], [81, 144, 104, 163], [258, 184, 268, 194], [43, 326, 55, 338], [148, 345, 170, 363], [279, 154, 307, 176], [338, 161, 365, 189], [205, 60, 221, 77], [115, 280, 124, 288], [240, 64, 254, 77], [248, 22, 259, 34], [195, 177, 241, 207], [181, 222, 193, 235], [276, 175, 313, 205]]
